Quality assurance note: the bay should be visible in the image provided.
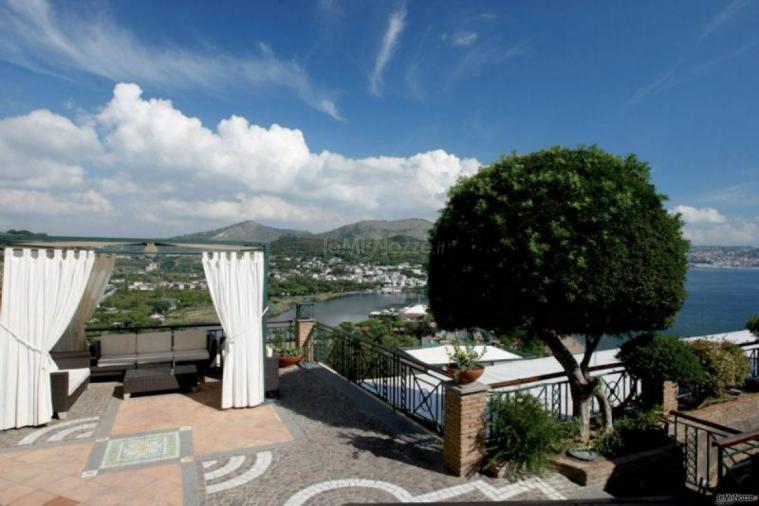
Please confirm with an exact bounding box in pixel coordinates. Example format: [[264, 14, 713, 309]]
[[278, 268, 759, 339]]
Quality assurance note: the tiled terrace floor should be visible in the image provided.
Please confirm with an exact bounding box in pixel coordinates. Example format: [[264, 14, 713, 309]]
[[0, 366, 603, 505]]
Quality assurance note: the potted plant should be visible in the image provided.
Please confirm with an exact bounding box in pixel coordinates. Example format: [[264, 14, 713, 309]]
[[277, 346, 306, 368], [446, 342, 486, 384], [270, 333, 305, 368]]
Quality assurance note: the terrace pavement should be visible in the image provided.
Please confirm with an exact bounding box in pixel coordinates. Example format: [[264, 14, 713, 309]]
[[0, 365, 601, 505]]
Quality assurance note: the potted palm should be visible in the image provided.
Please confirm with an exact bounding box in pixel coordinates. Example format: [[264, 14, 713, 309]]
[[447, 343, 486, 384]]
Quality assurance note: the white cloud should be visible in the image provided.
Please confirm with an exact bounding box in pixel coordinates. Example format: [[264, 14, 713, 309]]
[[0, 0, 342, 120], [449, 31, 478, 47], [369, 4, 407, 96], [0, 83, 479, 235], [672, 205, 759, 245], [673, 205, 727, 224], [0, 189, 112, 216]]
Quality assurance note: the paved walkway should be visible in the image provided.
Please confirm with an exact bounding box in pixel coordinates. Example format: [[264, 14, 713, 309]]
[[0, 366, 600, 505]]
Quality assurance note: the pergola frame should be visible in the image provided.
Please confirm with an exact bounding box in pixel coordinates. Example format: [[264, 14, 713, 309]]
[[0, 232, 270, 385]]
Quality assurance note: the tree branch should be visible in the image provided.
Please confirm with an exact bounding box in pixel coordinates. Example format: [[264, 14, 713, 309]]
[[540, 329, 585, 385], [580, 333, 602, 374]]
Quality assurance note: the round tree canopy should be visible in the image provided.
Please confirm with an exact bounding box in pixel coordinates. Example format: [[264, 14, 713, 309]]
[[427, 146, 689, 337]]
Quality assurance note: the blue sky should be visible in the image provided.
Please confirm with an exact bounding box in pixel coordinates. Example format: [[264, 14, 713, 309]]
[[0, 0, 758, 244]]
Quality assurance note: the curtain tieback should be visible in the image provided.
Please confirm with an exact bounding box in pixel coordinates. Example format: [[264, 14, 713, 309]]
[[0, 323, 55, 371], [223, 310, 266, 346]]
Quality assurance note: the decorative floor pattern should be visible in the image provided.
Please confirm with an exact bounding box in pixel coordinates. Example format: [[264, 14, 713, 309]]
[[16, 417, 99, 446], [202, 451, 273, 494], [101, 431, 181, 469], [283, 476, 564, 505]]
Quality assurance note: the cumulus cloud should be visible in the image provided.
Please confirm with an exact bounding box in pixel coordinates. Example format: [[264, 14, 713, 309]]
[[0, 0, 342, 120], [369, 4, 407, 96], [0, 83, 479, 235], [672, 205, 758, 245], [673, 205, 727, 224], [0, 189, 112, 216]]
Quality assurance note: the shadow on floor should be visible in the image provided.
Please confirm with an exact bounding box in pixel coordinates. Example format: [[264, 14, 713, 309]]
[[274, 364, 449, 474]]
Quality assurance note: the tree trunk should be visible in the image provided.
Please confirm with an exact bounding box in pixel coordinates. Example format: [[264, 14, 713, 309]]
[[593, 381, 614, 433], [540, 329, 606, 442], [571, 383, 593, 441]]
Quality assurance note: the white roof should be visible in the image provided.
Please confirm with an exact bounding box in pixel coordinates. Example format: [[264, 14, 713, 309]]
[[480, 329, 758, 387], [404, 344, 521, 366], [400, 304, 427, 316]]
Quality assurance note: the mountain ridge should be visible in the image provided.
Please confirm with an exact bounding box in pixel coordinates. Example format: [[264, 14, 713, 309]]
[[176, 218, 434, 243]]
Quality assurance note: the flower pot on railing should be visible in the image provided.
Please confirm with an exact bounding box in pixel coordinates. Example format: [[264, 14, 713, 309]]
[[278, 354, 304, 368], [447, 364, 485, 384]]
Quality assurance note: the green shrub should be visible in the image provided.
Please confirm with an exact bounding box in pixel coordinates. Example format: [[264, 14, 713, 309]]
[[593, 407, 665, 458], [689, 339, 750, 398], [617, 333, 705, 395], [748, 315, 759, 338], [488, 393, 566, 475]]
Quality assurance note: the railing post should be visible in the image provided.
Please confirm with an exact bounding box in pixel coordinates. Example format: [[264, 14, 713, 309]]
[[295, 318, 315, 362], [443, 381, 489, 476]]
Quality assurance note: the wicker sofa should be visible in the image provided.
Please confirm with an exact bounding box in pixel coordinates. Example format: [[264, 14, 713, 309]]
[[50, 351, 92, 419], [90, 328, 215, 378]]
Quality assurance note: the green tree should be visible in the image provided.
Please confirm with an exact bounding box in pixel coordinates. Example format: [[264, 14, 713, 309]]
[[428, 146, 688, 440]]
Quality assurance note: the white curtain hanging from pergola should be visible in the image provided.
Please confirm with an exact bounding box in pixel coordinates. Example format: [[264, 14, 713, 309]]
[[202, 251, 265, 409], [0, 248, 95, 430], [53, 253, 116, 353]]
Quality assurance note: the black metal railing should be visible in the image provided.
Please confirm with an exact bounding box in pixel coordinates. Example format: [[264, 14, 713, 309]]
[[714, 428, 759, 492], [307, 322, 451, 434], [486, 365, 640, 435], [265, 319, 296, 349], [665, 410, 744, 493], [748, 346, 758, 378], [86, 321, 222, 335]]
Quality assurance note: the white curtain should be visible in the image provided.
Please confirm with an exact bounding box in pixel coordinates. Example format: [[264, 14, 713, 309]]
[[0, 248, 95, 429], [202, 251, 265, 409], [53, 254, 116, 352]]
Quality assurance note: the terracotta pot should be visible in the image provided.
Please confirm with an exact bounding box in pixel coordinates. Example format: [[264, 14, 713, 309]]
[[278, 355, 303, 368], [447, 364, 485, 384]]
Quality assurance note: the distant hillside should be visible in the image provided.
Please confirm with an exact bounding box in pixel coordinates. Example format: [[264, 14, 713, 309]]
[[175, 221, 312, 243], [176, 218, 434, 263], [179, 218, 433, 244], [317, 219, 433, 241]]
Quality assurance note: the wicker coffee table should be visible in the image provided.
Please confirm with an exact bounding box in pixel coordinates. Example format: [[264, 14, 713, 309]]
[[123, 365, 199, 399]]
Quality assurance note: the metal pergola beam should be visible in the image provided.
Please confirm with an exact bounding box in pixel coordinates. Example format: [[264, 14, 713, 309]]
[[0, 233, 268, 252]]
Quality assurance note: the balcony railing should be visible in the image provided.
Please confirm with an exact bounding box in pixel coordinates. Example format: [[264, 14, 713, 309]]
[[307, 323, 451, 434]]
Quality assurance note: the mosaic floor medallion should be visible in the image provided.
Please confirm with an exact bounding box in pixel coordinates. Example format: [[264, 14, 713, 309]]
[[101, 431, 180, 469]]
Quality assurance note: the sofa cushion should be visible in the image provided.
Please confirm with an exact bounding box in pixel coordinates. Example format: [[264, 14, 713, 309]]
[[64, 368, 90, 395], [99, 334, 137, 356], [97, 353, 137, 367], [137, 332, 172, 354], [173, 349, 210, 362], [136, 351, 174, 364], [173, 329, 207, 351]]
